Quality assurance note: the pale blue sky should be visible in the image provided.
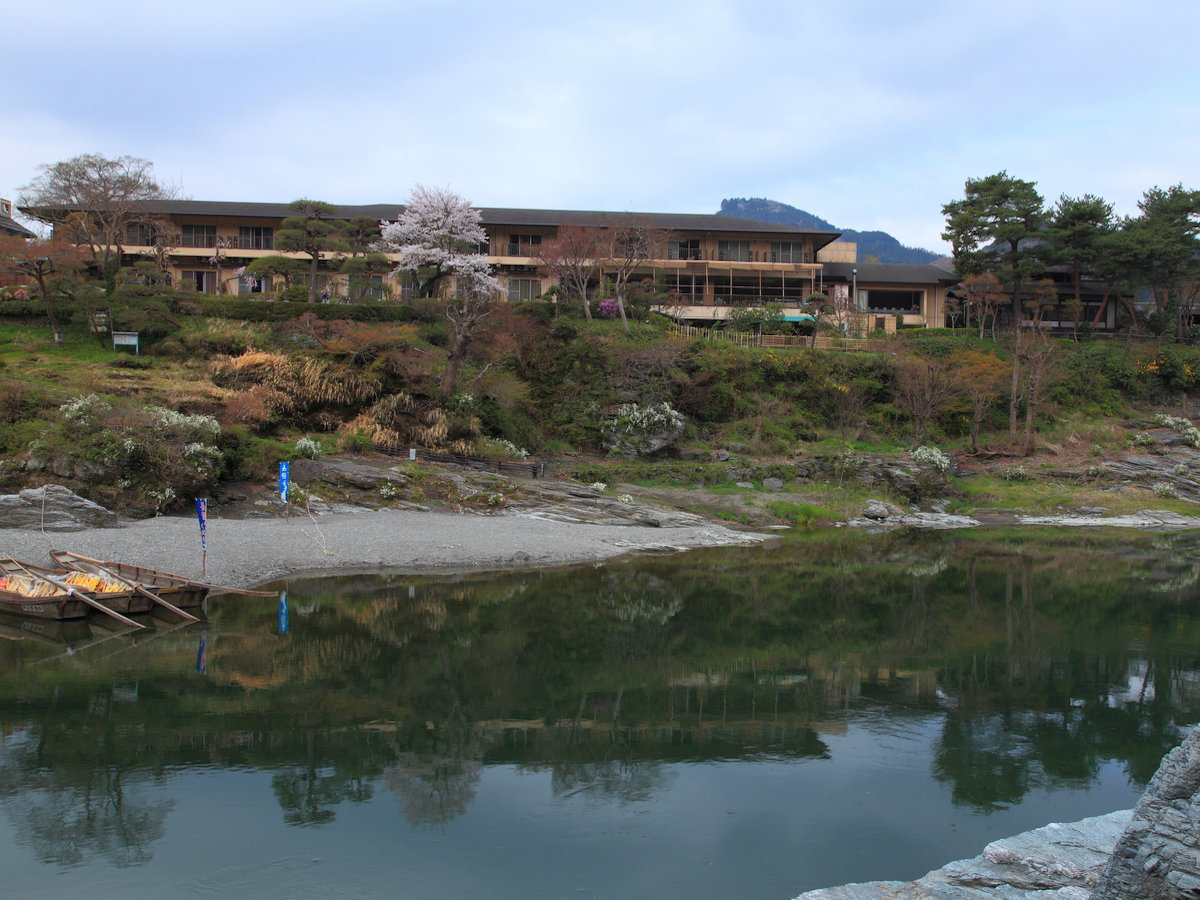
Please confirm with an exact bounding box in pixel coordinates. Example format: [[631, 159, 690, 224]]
[[4, 0, 1197, 252]]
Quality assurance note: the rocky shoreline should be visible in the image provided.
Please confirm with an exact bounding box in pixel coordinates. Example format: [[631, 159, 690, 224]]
[[793, 810, 1133, 900]]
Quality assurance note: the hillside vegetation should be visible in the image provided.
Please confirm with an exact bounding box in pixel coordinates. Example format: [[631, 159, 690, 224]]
[[1, 293, 1198, 523]]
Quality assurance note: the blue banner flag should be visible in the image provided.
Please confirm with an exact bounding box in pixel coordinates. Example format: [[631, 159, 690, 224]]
[[196, 498, 207, 549], [279, 461, 290, 502]]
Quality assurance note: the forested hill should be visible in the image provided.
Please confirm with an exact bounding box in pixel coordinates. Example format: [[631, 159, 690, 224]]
[[719, 198, 943, 265]]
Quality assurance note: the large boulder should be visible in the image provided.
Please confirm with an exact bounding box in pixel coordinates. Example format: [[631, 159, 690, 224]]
[[0, 484, 119, 530], [1091, 727, 1200, 899]]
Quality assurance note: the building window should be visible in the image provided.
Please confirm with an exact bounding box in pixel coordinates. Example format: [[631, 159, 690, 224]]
[[125, 222, 156, 246], [239, 274, 270, 294], [863, 289, 922, 312], [507, 234, 542, 256], [770, 242, 806, 263], [668, 239, 701, 260], [238, 226, 274, 250], [181, 270, 217, 293], [507, 278, 541, 302], [717, 240, 750, 262], [0, 200, 10, 218], [181, 224, 217, 248]]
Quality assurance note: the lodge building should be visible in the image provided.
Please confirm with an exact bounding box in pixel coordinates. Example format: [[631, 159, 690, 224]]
[[17, 199, 984, 331]]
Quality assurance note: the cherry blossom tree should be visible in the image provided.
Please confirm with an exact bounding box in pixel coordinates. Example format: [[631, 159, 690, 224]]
[[378, 186, 499, 300], [380, 187, 501, 397]]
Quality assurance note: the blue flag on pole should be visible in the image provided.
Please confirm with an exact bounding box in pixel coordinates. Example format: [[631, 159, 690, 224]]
[[279, 461, 290, 502], [196, 498, 207, 549]]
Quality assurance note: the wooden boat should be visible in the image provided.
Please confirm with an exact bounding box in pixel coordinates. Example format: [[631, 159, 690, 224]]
[[48, 551, 205, 620], [0, 558, 147, 626], [49, 550, 274, 602]]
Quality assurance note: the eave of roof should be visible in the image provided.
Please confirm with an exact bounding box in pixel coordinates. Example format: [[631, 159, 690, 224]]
[[22, 199, 842, 248], [821, 261, 959, 285], [0, 218, 35, 239]]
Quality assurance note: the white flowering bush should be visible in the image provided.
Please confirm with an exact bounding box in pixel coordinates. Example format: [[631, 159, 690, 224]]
[[39, 396, 226, 509], [1129, 432, 1155, 449], [182, 442, 224, 479], [293, 436, 323, 459], [482, 437, 528, 459], [1154, 414, 1200, 447], [590, 482, 607, 492], [1153, 481, 1181, 499], [601, 402, 686, 456], [60, 394, 111, 427], [999, 465, 1027, 482], [148, 406, 221, 441], [618, 494, 633, 503], [378, 481, 401, 500], [910, 445, 952, 473]]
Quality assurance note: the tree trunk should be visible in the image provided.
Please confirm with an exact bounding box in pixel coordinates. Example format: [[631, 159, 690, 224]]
[[307, 254, 320, 303], [1008, 346, 1021, 445]]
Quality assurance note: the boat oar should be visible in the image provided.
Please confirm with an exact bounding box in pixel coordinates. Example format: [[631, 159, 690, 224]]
[[48, 579, 146, 629], [82, 562, 201, 623], [9, 561, 146, 630]]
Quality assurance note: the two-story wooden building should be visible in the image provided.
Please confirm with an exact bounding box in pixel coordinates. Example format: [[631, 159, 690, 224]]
[[22, 199, 958, 328]]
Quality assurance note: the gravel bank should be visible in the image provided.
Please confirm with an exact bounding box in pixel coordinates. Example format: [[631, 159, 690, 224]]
[[0, 507, 774, 589]]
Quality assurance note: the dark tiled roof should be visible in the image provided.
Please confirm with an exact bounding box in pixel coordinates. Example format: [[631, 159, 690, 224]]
[[0, 217, 35, 238], [23, 199, 841, 247], [822, 261, 959, 285]]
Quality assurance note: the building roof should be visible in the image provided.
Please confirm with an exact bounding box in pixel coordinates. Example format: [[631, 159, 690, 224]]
[[22, 199, 842, 249], [822, 261, 959, 285], [0, 216, 35, 239]]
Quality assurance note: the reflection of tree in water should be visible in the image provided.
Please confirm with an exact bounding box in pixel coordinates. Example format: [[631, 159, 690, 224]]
[[550, 757, 675, 803], [0, 729, 171, 867], [382, 748, 482, 827], [271, 762, 374, 827]]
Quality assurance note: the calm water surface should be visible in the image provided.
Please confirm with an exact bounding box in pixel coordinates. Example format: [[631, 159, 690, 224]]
[[1, 528, 1199, 899]]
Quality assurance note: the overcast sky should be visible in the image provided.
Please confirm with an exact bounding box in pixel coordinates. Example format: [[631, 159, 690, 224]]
[[3, 0, 1197, 253]]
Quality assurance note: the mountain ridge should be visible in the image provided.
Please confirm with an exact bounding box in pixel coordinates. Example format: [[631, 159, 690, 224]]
[[719, 197, 944, 265]]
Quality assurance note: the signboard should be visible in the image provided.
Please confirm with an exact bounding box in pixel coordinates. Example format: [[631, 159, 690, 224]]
[[279, 461, 290, 502], [112, 331, 140, 355]]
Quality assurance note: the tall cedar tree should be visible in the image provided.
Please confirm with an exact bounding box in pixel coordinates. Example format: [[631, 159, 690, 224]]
[[1046, 194, 1114, 338]]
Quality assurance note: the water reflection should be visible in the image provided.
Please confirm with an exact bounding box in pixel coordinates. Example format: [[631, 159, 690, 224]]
[[0, 529, 1197, 873]]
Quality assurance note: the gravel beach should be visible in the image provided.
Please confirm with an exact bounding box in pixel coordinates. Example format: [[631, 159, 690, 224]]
[[0, 506, 774, 589]]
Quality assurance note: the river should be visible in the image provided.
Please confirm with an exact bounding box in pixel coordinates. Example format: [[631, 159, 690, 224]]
[[0, 528, 1196, 898]]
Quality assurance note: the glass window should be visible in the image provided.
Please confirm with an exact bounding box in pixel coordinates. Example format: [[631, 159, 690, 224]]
[[668, 239, 701, 260], [125, 222, 155, 246], [717, 240, 750, 262], [507, 278, 541, 302], [181, 224, 217, 248], [507, 234, 542, 256], [770, 242, 806, 263], [238, 226, 274, 250]]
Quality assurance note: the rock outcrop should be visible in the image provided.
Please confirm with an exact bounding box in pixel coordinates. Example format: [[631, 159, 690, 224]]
[[793, 810, 1131, 900], [1091, 727, 1200, 899], [0, 484, 119, 530]]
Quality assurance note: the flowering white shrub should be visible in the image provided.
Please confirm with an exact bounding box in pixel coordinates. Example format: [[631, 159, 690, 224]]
[[61, 394, 111, 426], [590, 482, 607, 492], [148, 407, 221, 441], [483, 437, 528, 459], [1153, 481, 1181, 499], [999, 465, 1027, 481], [618, 494, 633, 503], [1154, 414, 1200, 447], [602, 402, 686, 456], [294, 436, 323, 459], [182, 442, 224, 478], [910, 445, 952, 473]]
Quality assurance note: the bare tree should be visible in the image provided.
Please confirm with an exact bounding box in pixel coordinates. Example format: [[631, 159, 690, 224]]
[[536, 222, 601, 320], [894, 352, 960, 446], [596, 216, 671, 331], [18, 154, 173, 283]]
